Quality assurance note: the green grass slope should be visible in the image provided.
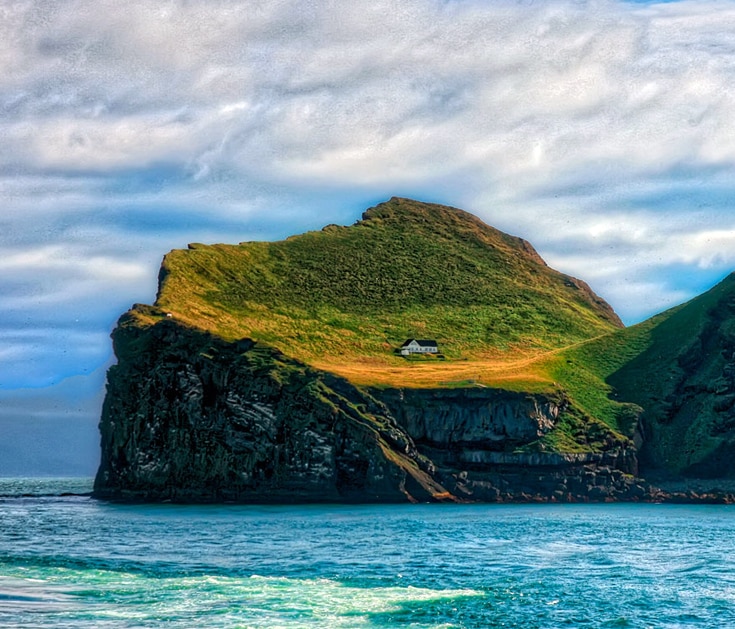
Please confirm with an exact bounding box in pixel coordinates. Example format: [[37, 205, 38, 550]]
[[538, 274, 735, 475], [148, 197, 621, 388], [115, 197, 735, 470], [609, 274, 735, 476]]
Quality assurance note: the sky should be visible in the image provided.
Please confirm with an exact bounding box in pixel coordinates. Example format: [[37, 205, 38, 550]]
[[3, 0, 735, 474]]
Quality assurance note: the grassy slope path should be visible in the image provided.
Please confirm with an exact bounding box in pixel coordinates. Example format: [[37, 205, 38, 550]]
[[311, 339, 598, 390]]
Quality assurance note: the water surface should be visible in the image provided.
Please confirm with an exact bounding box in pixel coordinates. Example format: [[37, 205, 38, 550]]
[[1, 478, 733, 628]]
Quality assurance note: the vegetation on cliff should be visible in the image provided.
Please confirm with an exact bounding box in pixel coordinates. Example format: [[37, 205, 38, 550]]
[[113, 197, 735, 481]]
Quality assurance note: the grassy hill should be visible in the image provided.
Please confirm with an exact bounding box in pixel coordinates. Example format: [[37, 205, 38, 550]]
[[529, 274, 735, 473], [142, 197, 621, 390], [121, 197, 735, 472], [606, 275, 735, 476]]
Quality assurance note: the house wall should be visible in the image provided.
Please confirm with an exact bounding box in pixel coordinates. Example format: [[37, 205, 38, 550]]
[[403, 344, 438, 354]]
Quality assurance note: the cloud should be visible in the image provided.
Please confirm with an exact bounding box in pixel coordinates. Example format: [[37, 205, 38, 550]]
[[2, 0, 735, 412], [0, 244, 146, 280], [5, 0, 735, 202]]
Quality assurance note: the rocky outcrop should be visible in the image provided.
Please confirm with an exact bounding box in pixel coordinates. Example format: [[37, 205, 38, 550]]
[[94, 311, 451, 503], [375, 388, 562, 449], [374, 387, 642, 503], [95, 311, 647, 503]]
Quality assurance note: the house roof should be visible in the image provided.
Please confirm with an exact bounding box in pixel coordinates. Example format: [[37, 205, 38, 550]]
[[401, 339, 438, 348]]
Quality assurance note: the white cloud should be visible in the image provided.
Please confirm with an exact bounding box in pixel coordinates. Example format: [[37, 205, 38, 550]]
[[0, 244, 147, 280], [680, 230, 735, 268], [4, 0, 735, 197], [3, 0, 735, 400]]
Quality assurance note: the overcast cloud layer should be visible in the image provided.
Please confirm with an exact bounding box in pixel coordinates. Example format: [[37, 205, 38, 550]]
[[3, 0, 735, 462]]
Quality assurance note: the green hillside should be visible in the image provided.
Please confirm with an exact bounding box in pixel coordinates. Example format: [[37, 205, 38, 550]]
[[118, 196, 735, 474], [608, 274, 735, 476], [145, 197, 621, 388], [538, 274, 735, 475]]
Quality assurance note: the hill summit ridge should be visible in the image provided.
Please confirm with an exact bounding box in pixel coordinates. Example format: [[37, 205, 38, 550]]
[[359, 196, 549, 267]]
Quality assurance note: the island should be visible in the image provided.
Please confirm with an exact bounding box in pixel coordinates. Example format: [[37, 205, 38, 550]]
[[94, 198, 735, 503]]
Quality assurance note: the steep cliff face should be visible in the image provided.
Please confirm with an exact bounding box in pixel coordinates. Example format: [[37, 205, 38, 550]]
[[374, 388, 641, 502], [376, 388, 562, 448], [95, 309, 645, 503], [95, 310, 451, 503]]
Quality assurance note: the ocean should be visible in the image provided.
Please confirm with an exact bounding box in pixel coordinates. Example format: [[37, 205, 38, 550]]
[[1, 478, 734, 628]]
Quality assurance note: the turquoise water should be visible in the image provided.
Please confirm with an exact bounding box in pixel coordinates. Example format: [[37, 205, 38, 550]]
[[1, 479, 734, 628]]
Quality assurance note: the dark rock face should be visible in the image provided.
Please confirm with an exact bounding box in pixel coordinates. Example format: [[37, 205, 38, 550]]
[[374, 388, 642, 503], [95, 316, 449, 503], [376, 388, 561, 448], [96, 315, 646, 503]]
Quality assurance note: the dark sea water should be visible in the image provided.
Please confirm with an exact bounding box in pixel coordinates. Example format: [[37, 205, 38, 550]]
[[1, 479, 734, 628]]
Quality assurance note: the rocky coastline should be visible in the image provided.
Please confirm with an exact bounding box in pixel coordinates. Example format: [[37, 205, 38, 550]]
[[92, 200, 735, 505], [93, 314, 734, 505]]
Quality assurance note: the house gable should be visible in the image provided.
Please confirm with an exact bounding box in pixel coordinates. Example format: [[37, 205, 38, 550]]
[[399, 339, 439, 355]]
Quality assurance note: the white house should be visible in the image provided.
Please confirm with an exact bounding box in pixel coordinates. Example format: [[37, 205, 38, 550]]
[[400, 339, 439, 355]]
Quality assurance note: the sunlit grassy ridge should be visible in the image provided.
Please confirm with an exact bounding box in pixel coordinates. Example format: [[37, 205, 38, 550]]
[[150, 197, 621, 387]]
